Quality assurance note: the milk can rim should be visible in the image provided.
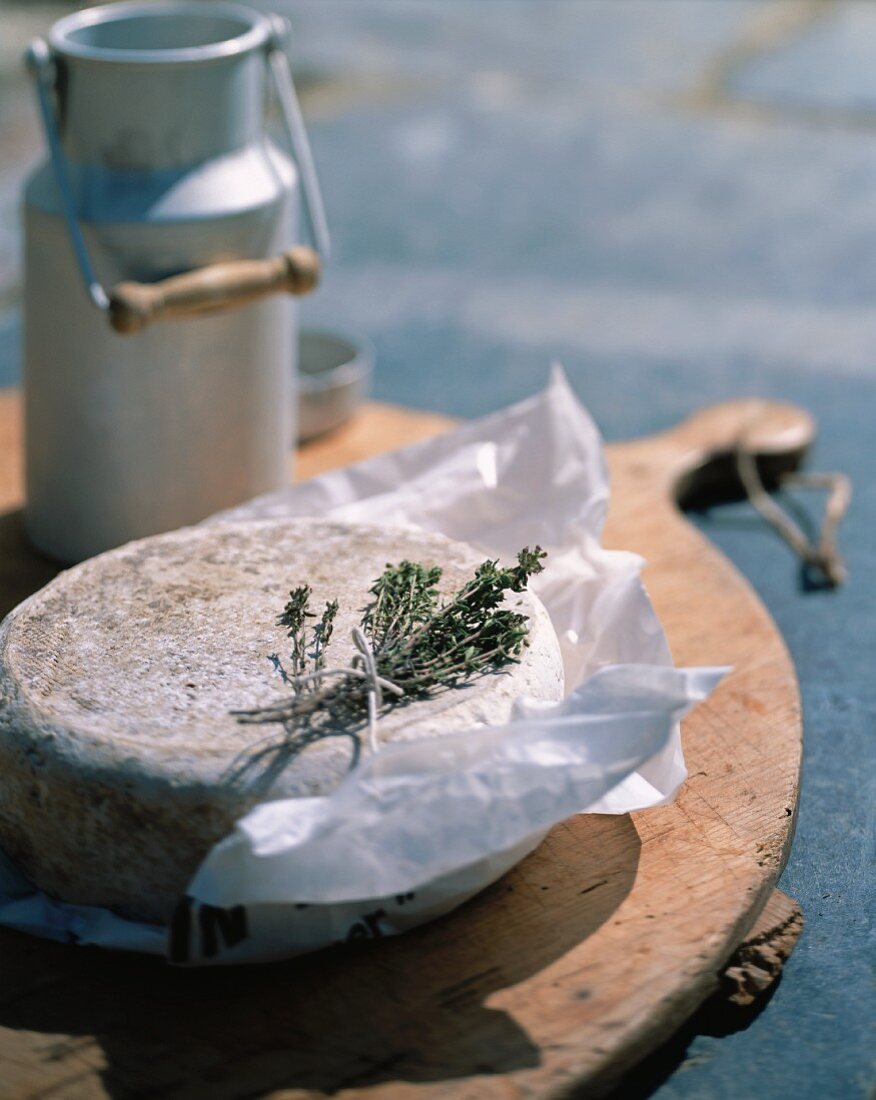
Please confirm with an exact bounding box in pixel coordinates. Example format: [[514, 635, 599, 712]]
[[48, 0, 272, 66]]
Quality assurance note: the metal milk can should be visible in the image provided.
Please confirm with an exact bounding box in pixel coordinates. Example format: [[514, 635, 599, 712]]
[[23, 0, 330, 563]]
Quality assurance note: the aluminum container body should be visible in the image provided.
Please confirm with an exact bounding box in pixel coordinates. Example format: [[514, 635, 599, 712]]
[[23, 2, 301, 562]]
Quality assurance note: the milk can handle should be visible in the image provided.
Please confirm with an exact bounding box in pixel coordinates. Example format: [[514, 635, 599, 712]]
[[26, 38, 110, 312], [25, 26, 330, 334], [267, 17, 332, 264]]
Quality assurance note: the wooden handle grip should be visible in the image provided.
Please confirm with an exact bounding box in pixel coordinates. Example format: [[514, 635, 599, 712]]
[[108, 246, 321, 334]]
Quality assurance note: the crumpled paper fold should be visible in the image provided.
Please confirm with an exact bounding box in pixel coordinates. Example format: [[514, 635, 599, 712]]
[[0, 367, 724, 963]]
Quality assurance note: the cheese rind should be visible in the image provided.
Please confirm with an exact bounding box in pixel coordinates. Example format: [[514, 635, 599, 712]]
[[0, 519, 564, 921]]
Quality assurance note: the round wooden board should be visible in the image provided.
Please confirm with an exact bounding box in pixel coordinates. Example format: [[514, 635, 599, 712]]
[[0, 392, 803, 1099]]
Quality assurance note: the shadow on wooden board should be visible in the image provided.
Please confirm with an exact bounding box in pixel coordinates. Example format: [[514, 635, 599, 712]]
[[0, 817, 640, 1097]]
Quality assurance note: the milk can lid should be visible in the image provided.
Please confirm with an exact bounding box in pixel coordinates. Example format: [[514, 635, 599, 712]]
[[48, 1, 271, 67]]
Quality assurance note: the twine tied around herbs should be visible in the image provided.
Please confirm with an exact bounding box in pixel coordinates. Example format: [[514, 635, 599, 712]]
[[234, 629, 404, 755], [351, 626, 399, 754]]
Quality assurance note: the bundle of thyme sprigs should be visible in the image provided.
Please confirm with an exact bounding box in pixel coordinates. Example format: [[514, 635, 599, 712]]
[[233, 546, 546, 744]]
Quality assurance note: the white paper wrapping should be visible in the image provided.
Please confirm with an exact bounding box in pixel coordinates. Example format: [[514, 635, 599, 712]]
[[0, 368, 725, 964]]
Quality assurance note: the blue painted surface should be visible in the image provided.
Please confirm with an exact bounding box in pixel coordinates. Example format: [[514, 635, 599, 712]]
[[0, 312, 20, 389], [2, 1, 873, 1094]]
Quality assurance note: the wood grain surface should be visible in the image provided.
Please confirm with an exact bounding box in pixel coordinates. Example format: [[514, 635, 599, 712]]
[[0, 391, 803, 1099]]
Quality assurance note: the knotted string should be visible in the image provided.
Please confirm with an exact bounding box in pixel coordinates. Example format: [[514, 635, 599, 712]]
[[234, 631, 404, 754], [735, 412, 850, 588], [352, 626, 386, 754]]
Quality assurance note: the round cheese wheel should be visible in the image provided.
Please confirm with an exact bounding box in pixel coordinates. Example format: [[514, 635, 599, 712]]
[[0, 519, 564, 922]]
